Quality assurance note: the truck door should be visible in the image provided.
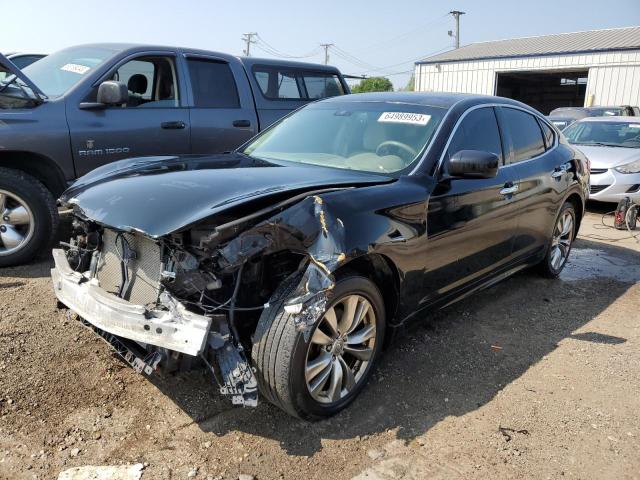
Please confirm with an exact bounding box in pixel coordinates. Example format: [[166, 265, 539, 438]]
[[68, 52, 191, 177], [183, 54, 258, 153]]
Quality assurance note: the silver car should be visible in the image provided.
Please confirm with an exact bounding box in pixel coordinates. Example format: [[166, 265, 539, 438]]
[[563, 117, 640, 203]]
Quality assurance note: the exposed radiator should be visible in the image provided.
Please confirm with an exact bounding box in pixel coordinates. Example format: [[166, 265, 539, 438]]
[[96, 229, 162, 306]]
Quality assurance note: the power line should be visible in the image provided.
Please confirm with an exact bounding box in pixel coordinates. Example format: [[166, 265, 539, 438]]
[[351, 13, 451, 55], [254, 34, 321, 59]]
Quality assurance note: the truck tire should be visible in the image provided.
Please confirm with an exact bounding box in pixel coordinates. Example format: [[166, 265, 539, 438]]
[[252, 273, 385, 420], [0, 167, 59, 267]]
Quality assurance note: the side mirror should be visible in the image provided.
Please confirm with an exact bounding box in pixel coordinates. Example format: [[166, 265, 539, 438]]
[[445, 150, 499, 179], [96, 80, 128, 106]]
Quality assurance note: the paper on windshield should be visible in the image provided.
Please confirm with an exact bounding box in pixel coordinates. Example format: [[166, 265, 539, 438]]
[[60, 63, 91, 75], [378, 112, 430, 126]]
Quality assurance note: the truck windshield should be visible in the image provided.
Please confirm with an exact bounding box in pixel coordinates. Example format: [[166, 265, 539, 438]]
[[242, 101, 446, 175], [20, 46, 115, 97]]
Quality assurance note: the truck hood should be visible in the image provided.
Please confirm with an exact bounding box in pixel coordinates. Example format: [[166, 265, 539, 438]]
[[0, 52, 46, 99], [61, 153, 394, 237], [573, 144, 640, 169]]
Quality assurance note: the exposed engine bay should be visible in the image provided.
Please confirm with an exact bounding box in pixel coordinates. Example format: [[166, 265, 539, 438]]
[[52, 193, 347, 407]]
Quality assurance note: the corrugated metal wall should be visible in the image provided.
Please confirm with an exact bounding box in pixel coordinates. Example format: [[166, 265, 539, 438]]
[[415, 50, 640, 106]]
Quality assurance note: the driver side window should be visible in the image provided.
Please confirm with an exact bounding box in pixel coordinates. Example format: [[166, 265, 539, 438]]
[[447, 107, 504, 163], [112, 56, 179, 108]]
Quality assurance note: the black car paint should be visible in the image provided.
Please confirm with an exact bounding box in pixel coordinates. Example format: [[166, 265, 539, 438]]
[[61, 93, 588, 329]]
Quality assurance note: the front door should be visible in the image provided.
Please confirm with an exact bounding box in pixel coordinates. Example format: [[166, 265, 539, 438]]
[[424, 106, 520, 303], [69, 53, 191, 177]]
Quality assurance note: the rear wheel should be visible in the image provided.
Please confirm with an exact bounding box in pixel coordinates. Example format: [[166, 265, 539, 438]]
[[252, 273, 385, 420], [0, 167, 58, 267], [538, 201, 576, 278]]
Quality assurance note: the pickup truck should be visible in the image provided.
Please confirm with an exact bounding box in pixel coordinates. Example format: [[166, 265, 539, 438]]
[[0, 43, 350, 266]]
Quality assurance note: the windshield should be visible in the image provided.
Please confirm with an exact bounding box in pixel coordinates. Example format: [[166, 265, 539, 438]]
[[563, 121, 640, 148], [242, 101, 446, 175], [19, 46, 115, 97]]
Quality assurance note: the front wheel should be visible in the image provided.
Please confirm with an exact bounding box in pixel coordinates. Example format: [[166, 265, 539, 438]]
[[538, 201, 576, 278], [0, 167, 59, 267], [252, 273, 385, 420]]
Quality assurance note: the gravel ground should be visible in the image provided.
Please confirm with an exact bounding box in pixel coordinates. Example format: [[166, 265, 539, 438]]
[[0, 205, 639, 480]]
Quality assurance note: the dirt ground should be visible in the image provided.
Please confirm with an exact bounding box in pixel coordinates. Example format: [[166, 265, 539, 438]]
[[1, 204, 639, 480]]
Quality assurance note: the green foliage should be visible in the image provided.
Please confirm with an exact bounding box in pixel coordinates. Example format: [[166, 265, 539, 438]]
[[351, 76, 394, 93]]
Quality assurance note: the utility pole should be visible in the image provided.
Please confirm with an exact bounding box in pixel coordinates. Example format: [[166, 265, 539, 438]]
[[448, 10, 465, 48], [320, 43, 334, 64], [242, 32, 257, 56]]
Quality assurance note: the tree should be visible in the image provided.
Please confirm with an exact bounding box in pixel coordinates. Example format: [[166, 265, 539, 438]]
[[351, 76, 394, 93]]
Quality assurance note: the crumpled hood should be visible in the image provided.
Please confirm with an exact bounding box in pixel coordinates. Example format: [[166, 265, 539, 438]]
[[61, 153, 393, 237], [574, 145, 640, 169]]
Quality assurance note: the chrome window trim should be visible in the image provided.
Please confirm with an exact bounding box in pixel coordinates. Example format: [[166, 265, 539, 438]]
[[425, 103, 559, 177]]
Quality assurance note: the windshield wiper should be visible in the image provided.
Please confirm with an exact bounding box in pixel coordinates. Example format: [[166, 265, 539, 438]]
[[0, 75, 45, 104], [572, 142, 620, 147]]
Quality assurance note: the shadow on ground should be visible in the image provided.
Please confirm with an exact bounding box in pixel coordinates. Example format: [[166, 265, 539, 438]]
[[150, 237, 639, 456]]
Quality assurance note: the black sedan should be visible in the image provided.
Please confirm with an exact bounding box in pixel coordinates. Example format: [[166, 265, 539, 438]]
[[52, 92, 589, 419]]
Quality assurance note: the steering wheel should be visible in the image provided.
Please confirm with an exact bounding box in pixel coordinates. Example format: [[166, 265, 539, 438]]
[[376, 141, 417, 162]]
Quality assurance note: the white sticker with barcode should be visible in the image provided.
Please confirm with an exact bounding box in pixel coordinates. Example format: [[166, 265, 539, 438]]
[[378, 112, 431, 125], [629, 124, 640, 129], [60, 63, 91, 75]]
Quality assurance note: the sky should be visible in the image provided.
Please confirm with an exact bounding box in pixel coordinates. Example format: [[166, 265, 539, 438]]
[[4, 0, 640, 89]]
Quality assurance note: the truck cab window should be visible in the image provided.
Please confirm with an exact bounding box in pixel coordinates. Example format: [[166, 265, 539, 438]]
[[112, 56, 179, 108], [186, 59, 240, 108]]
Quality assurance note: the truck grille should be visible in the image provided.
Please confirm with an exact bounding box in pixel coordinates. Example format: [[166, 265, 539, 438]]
[[96, 229, 162, 306]]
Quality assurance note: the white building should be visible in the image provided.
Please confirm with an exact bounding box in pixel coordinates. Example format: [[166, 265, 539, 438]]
[[414, 26, 640, 114]]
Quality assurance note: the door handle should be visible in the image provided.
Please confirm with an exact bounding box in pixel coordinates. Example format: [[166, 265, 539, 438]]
[[499, 184, 519, 196], [233, 119, 251, 128], [161, 121, 186, 130], [551, 163, 569, 178]]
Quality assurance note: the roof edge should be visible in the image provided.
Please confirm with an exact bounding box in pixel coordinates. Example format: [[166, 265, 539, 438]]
[[415, 45, 640, 66]]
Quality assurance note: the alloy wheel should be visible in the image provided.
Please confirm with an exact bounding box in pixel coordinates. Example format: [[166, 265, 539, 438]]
[[305, 294, 377, 404], [550, 210, 574, 271], [0, 190, 35, 257]]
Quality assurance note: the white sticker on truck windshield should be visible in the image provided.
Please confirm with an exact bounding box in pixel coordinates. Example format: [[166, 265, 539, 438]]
[[629, 124, 640, 129], [378, 112, 431, 125], [60, 63, 91, 75]]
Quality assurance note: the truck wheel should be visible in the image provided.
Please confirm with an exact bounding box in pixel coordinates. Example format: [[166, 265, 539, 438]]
[[0, 167, 59, 267], [252, 273, 385, 420]]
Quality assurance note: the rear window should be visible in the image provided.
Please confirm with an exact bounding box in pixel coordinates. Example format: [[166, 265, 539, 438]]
[[253, 66, 345, 100], [187, 59, 240, 109]]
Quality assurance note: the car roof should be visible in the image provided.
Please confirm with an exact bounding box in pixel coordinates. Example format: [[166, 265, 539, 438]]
[[319, 91, 534, 110], [238, 56, 342, 73]]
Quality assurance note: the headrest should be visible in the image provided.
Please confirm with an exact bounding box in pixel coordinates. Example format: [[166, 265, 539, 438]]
[[127, 74, 147, 94]]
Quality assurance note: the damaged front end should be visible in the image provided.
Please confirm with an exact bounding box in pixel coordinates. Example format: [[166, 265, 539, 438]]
[[52, 192, 347, 407]]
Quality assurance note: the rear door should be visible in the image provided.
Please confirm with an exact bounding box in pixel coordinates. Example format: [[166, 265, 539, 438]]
[[425, 106, 520, 302], [183, 55, 258, 154], [497, 106, 569, 260], [68, 51, 191, 176]]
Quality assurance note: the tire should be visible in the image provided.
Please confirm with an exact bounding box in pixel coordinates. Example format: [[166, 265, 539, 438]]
[[537, 201, 576, 278], [0, 167, 58, 267], [252, 272, 386, 420]]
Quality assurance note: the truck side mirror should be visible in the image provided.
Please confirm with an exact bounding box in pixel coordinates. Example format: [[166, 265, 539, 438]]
[[96, 81, 129, 106], [445, 150, 499, 179]]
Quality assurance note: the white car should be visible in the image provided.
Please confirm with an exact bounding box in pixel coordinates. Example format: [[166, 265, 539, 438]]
[[563, 117, 640, 203]]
